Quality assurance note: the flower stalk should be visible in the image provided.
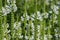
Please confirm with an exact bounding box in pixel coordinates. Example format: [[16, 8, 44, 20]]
[[0, 0, 4, 40], [51, 0, 55, 40], [10, 0, 15, 40], [40, 0, 46, 40], [48, 21, 51, 40], [34, 0, 38, 40], [22, 0, 27, 40]]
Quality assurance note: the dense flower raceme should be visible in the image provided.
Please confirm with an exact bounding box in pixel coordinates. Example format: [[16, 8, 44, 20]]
[[2, 12, 59, 40], [2, 0, 17, 15], [0, 0, 60, 40]]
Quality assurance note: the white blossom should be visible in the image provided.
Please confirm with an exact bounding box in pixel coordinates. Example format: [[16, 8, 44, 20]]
[[49, 11, 52, 13], [7, 30, 10, 33], [7, 0, 10, 4], [55, 34, 58, 38], [19, 35, 23, 38], [21, 16, 24, 21], [13, 4, 17, 12], [4, 38, 6, 40], [44, 35, 47, 40], [2, 7, 7, 15], [45, 0, 49, 5], [37, 11, 41, 17], [25, 36, 28, 39], [26, 14, 30, 20], [44, 12, 49, 18]]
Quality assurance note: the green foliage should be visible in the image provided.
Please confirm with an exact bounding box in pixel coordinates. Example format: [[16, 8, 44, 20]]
[[0, 0, 60, 40]]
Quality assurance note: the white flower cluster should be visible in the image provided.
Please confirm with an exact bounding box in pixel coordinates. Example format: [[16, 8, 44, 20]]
[[2, 5, 11, 15], [50, 4, 59, 24], [1, 0, 60, 40], [45, 0, 50, 5], [37, 11, 43, 21], [2, 0, 17, 16], [51, 5, 59, 15], [14, 21, 22, 37]]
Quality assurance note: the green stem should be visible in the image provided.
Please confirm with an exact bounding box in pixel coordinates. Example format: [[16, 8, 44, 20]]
[[10, 0, 15, 40], [16, 14, 19, 40], [10, 12, 14, 40], [4, 0, 9, 40], [41, 0, 46, 40], [0, 0, 4, 40], [40, 21, 44, 40], [58, 7, 60, 40], [28, 20, 31, 40], [48, 21, 51, 40], [34, 0, 38, 40], [51, 0, 55, 40], [22, 0, 27, 40]]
